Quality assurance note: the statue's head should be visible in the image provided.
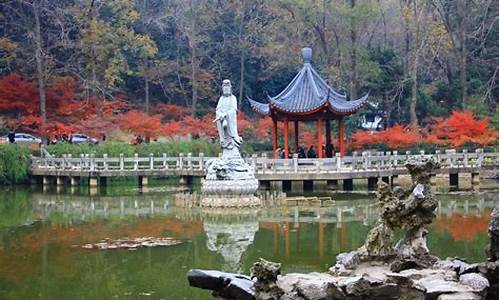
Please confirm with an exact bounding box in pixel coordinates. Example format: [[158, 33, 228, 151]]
[[222, 79, 232, 96]]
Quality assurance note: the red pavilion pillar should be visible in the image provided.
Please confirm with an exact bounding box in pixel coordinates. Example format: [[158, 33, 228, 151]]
[[338, 117, 345, 157], [325, 120, 332, 145], [284, 119, 289, 159], [294, 121, 299, 153], [272, 119, 278, 158], [316, 118, 323, 158]]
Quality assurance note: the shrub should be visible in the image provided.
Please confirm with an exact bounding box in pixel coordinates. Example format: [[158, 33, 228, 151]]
[[0, 144, 31, 184], [45, 140, 221, 157]]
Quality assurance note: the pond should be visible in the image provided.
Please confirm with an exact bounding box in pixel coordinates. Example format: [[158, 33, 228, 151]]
[[0, 183, 497, 300]]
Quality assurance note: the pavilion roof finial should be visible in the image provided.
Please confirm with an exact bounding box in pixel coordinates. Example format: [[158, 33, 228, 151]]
[[302, 47, 312, 64]]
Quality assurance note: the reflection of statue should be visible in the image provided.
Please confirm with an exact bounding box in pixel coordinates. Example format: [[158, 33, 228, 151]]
[[203, 213, 259, 272], [215, 80, 242, 149]]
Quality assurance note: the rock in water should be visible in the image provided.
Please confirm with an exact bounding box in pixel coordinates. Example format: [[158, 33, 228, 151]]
[[187, 269, 255, 300], [251, 258, 283, 300], [487, 208, 498, 262]]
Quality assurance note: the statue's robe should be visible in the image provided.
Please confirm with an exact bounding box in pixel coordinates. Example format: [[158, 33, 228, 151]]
[[216, 94, 241, 148]]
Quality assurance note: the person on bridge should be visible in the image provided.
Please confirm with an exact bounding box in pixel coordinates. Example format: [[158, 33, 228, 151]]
[[325, 142, 334, 158], [297, 146, 306, 158], [307, 146, 317, 158]]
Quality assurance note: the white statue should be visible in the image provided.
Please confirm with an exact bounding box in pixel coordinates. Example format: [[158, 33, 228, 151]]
[[215, 79, 242, 149]]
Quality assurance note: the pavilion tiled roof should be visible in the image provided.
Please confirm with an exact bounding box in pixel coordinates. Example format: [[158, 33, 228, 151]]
[[247, 47, 368, 116]]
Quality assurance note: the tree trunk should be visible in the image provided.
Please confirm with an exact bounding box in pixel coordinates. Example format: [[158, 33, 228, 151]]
[[33, 1, 46, 126], [458, 0, 468, 109], [239, 48, 245, 109], [409, 51, 418, 127], [189, 1, 197, 117], [238, 0, 246, 109], [144, 59, 150, 115], [190, 44, 197, 116], [349, 0, 358, 100]]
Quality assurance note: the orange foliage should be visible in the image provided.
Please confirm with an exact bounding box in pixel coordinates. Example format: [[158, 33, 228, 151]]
[[300, 129, 316, 148], [254, 118, 274, 139], [0, 73, 39, 114], [119, 110, 165, 138], [426, 111, 498, 147], [351, 125, 421, 150], [153, 103, 190, 120]]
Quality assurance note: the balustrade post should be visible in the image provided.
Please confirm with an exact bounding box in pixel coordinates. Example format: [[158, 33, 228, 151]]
[[67, 154, 72, 169], [198, 153, 204, 170], [80, 154, 85, 170], [392, 151, 398, 168], [90, 154, 95, 171], [85, 154, 90, 170], [119, 153, 124, 170], [62, 154, 67, 169], [163, 153, 167, 169], [293, 153, 298, 173], [261, 153, 267, 172], [178, 153, 184, 170], [435, 150, 441, 166], [462, 149, 468, 167], [149, 153, 154, 170], [363, 152, 369, 170], [134, 153, 139, 170], [251, 154, 257, 171], [103, 153, 108, 171], [187, 153, 193, 170], [336, 153, 341, 170], [475, 148, 484, 166]]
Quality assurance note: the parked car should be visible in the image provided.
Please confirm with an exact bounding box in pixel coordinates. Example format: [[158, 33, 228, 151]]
[[13, 133, 42, 144], [71, 133, 98, 145]]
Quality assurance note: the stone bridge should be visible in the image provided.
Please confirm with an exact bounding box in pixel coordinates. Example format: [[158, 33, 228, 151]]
[[30, 149, 498, 192]]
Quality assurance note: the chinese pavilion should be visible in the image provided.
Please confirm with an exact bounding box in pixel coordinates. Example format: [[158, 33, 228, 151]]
[[247, 47, 368, 158]]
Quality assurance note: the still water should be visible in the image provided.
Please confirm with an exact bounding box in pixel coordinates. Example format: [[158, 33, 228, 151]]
[[0, 183, 497, 300]]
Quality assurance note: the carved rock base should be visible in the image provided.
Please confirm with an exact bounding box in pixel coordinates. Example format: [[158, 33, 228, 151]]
[[201, 194, 261, 208], [202, 178, 259, 196]]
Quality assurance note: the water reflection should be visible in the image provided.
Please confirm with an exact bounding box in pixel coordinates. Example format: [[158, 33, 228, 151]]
[[0, 188, 497, 300], [203, 210, 259, 272]]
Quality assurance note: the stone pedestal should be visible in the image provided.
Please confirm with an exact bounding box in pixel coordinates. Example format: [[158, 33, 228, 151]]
[[202, 147, 260, 207]]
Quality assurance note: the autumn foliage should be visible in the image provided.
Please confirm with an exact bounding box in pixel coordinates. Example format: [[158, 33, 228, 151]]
[[351, 111, 497, 150], [350, 125, 422, 149], [425, 111, 498, 147], [0, 74, 497, 149]]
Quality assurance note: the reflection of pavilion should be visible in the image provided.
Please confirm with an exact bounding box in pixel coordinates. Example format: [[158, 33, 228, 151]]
[[202, 210, 259, 273]]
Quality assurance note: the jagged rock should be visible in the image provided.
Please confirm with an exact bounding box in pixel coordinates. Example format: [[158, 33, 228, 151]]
[[487, 208, 498, 262], [187, 269, 255, 300], [335, 251, 360, 269], [437, 292, 482, 300], [477, 260, 498, 300], [390, 256, 433, 272], [295, 281, 328, 300], [434, 258, 479, 275], [338, 275, 371, 296], [367, 282, 400, 299], [459, 273, 489, 293], [335, 158, 441, 274], [251, 258, 281, 282], [251, 258, 283, 300], [325, 284, 346, 299]]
